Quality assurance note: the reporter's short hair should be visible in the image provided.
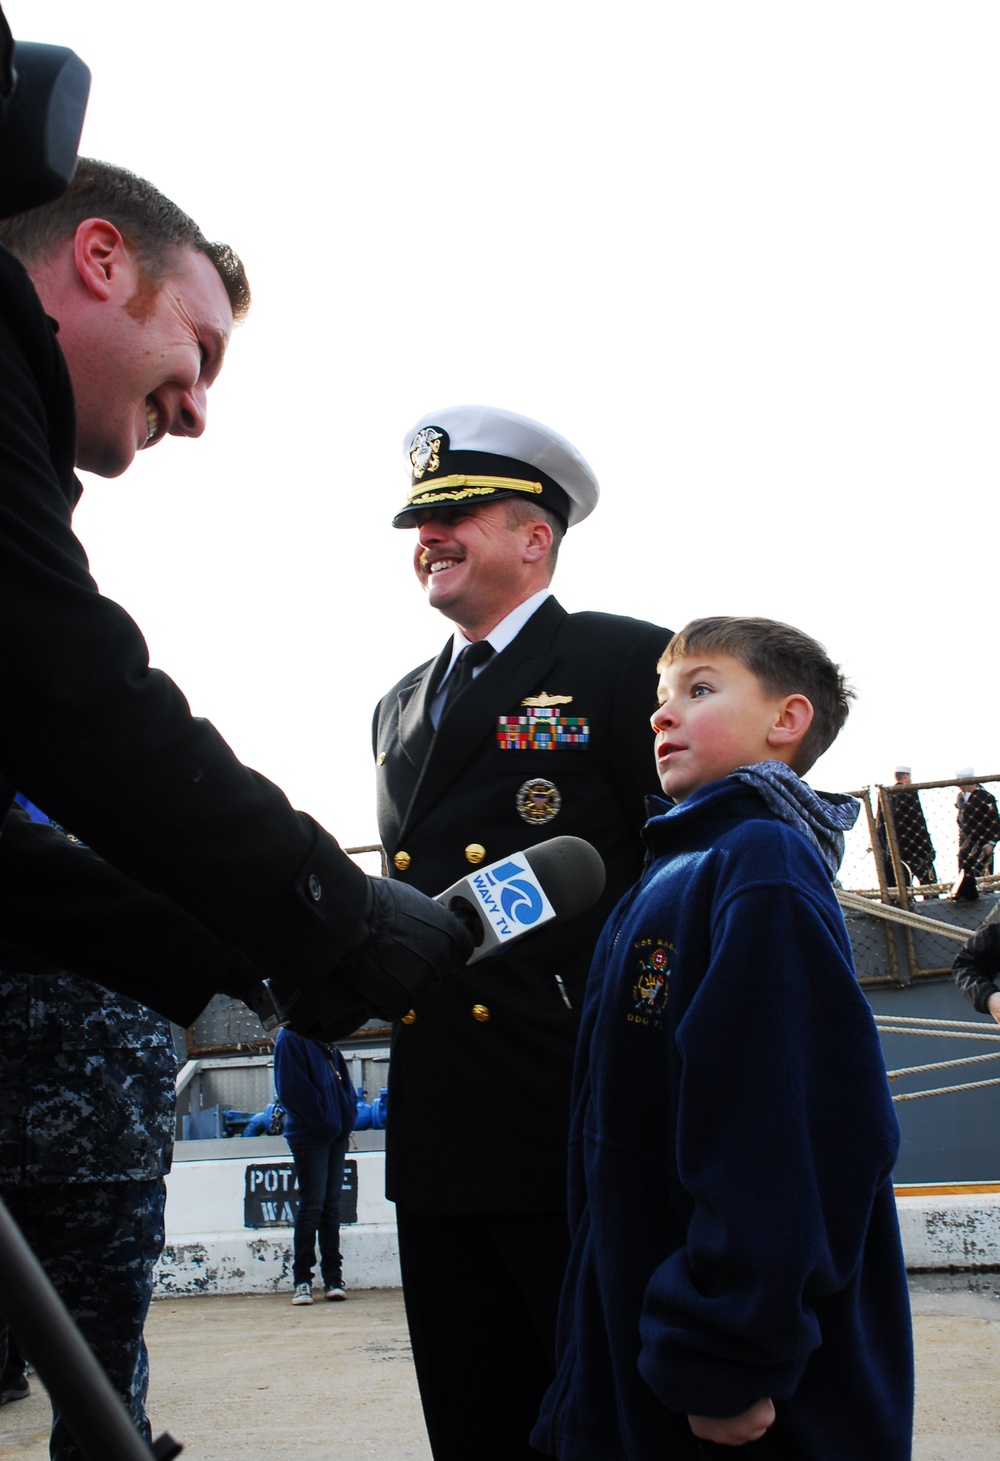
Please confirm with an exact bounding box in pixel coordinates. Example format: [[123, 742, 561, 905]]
[[0, 157, 250, 321], [658, 616, 854, 772]]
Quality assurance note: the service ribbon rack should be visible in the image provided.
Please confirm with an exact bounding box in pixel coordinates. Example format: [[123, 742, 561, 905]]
[[496, 708, 590, 751]]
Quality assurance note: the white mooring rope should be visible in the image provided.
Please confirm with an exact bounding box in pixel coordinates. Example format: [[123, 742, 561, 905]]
[[836, 889, 972, 942], [873, 1014, 1000, 1101]]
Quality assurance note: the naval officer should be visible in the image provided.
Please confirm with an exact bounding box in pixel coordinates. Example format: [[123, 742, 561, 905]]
[[373, 405, 671, 1459]]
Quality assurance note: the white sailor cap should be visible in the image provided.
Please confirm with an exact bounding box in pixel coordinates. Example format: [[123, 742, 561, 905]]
[[395, 404, 599, 530], [894, 765, 912, 776], [956, 767, 976, 781]]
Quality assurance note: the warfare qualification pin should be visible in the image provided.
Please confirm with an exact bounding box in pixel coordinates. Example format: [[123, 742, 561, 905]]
[[516, 778, 561, 825]]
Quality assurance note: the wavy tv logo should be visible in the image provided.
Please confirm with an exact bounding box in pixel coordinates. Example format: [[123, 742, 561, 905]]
[[470, 857, 555, 941]]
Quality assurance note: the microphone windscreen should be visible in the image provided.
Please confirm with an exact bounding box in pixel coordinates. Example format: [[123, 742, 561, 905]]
[[521, 836, 605, 921]]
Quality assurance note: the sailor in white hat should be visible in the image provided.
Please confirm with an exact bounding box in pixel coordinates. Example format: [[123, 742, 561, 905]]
[[879, 766, 937, 888], [955, 768, 1000, 888]]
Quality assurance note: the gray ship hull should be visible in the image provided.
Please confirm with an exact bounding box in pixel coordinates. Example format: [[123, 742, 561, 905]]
[[851, 891, 1000, 1186]]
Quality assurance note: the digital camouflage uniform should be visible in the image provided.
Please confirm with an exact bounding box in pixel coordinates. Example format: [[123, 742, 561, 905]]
[[0, 969, 176, 1459]]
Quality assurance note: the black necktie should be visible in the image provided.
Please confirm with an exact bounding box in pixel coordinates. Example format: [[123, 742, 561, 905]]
[[441, 641, 494, 719]]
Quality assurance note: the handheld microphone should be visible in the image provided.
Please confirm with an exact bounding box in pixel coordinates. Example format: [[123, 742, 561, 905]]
[[435, 835, 606, 964]]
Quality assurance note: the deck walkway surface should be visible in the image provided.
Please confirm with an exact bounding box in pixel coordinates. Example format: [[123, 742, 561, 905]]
[[0, 1275, 996, 1459]]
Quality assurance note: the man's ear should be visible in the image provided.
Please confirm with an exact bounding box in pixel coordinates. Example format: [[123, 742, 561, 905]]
[[71, 218, 132, 301], [767, 694, 814, 752], [521, 517, 554, 565]]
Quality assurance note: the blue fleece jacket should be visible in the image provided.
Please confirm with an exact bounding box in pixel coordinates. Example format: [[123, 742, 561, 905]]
[[532, 778, 913, 1460], [272, 1028, 356, 1150]]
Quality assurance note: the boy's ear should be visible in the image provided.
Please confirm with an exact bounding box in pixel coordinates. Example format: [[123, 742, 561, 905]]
[[766, 694, 814, 753]]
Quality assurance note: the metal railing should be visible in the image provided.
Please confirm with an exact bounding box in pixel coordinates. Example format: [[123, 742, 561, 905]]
[[838, 774, 1000, 988]]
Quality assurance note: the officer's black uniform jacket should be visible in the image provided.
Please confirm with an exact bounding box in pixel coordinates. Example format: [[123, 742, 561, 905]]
[[373, 597, 670, 1213], [0, 245, 369, 1023]]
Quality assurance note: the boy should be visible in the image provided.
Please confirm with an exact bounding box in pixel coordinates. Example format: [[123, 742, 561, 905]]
[[532, 618, 913, 1458]]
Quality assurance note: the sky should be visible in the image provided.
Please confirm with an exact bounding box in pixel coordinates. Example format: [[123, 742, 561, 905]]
[[12, 1, 1000, 849]]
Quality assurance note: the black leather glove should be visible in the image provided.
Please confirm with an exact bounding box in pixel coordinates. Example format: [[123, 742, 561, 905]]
[[246, 877, 475, 1041], [336, 876, 475, 1012]]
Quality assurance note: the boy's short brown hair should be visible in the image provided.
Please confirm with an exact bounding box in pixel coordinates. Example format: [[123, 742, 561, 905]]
[[658, 616, 854, 773]]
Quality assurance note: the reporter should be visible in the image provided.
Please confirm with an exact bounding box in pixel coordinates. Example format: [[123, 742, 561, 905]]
[[0, 158, 470, 1034]]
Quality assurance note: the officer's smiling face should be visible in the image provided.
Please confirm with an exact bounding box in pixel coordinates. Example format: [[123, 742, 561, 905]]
[[410, 501, 542, 637]]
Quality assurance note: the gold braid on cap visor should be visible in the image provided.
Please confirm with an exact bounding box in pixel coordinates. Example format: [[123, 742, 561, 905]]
[[405, 475, 544, 508]]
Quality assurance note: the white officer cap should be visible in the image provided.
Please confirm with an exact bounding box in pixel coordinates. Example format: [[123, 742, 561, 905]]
[[956, 767, 976, 780], [395, 404, 600, 529]]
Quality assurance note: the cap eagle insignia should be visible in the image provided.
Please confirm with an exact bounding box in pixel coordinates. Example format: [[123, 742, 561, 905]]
[[410, 427, 443, 480]]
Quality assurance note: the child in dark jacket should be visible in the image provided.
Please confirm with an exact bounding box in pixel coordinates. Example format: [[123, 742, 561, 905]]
[[532, 617, 913, 1459], [273, 1028, 357, 1305]]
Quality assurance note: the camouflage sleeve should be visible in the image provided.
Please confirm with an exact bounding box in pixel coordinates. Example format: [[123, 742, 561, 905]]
[[0, 970, 178, 1182], [952, 921, 1000, 1015]]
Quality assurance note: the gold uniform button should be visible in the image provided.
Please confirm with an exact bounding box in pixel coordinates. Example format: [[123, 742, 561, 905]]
[[401, 1010, 417, 1025], [471, 1004, 491, 1023], [378, 751, 387, 765], [393, 850, 411, 872], [465, 843, 486, 865]]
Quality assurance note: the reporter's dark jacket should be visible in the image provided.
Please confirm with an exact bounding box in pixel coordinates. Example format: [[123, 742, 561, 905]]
[[0, 807, 259, 1026], [0, 244, 369, 1016]]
